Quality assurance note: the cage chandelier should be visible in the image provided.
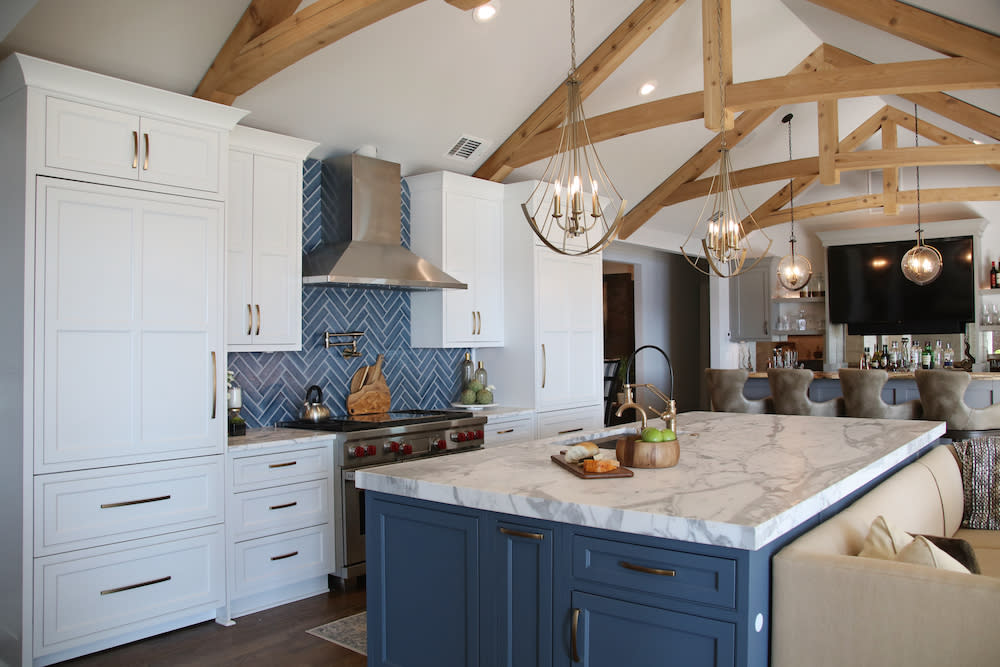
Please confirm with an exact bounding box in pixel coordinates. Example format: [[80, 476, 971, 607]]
[[681, 0, 771, 278], [521, 0, 625, 256], [901, 103, 942, 286], [776, 113, 812, 292]]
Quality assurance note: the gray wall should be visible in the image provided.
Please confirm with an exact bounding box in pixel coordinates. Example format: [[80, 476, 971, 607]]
[[604, 242, 708, 413]]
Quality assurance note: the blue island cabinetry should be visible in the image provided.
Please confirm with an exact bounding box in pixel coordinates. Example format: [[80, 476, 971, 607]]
[[367, 493, 770, 667]]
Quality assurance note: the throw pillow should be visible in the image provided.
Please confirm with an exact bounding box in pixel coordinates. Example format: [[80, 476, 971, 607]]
[[912, 534, 981, 574], [896, 536, 970, 574], [953, 438, 1000, 530], [858, 515, 914, 559]]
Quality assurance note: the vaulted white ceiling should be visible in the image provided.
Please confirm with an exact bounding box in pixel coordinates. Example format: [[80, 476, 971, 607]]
[[2, 0, 997, 254]]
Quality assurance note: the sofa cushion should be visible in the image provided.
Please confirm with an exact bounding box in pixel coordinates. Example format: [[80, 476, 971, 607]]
[[916, 535, 981, 574], [896, 536, 970, 573], [955, 528, 1000, 577], [953, 438, 1000, 530], [858, 515, 913, 559]]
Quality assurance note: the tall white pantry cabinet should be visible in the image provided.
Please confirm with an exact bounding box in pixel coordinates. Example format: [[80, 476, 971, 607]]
[[0, 54, 247, 666]]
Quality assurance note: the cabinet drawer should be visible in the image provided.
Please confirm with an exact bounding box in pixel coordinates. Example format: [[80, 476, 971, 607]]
[[45, 96, 139, 181], [35, 457, 224, 556], [535, 405, 603, 440], [231, 524, 332, 598], [231, 445, 331, 491], [485, 415, 535, 447], [573, 535, 737, 609], [34, 525, 224, 655], [230, 479, 329, 543]]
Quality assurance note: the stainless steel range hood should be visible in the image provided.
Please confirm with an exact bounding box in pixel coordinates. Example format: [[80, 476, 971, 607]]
[[302, 153, 467, 290]]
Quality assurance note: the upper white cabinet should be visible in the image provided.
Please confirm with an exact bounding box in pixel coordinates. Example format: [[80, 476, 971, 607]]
[[729, 257, 776, 341], [226, 126, 317, 351], [45, 96, 223, 194], [407, 171, 505, 347]]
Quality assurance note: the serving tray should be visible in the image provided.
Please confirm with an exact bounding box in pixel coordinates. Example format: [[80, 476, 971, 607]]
[[551, 452, 634, 479]]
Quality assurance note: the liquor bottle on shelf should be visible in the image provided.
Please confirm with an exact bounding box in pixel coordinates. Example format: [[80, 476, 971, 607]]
[[861, 347, 870, 370], [901, 338, 910, 371], [889, 341, 900, 371], [880, 344, 889, 369], [944, 343, 955, 368], [933, 340, 944, 369], [911, 341, 922, 371], [871, 346, 881, 369], [991, 261, 997, 289], [922, 341, 933, 369]]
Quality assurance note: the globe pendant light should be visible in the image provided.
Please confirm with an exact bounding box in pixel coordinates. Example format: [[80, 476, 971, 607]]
[[521, 0, 625, 256], [681, 0, 771, 278], [776, 113, 812, 292], [900, 103, 942, 286]]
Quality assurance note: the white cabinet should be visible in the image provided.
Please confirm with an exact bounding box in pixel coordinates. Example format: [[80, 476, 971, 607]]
[[45, 96, 223, 194], [478, 181, 604, 436], [729, 257, 776, 341], [407, 171, 505, 347], [226, 126, 317, 351], [227, 441, 335, 617], [483, 412, 536, 447]]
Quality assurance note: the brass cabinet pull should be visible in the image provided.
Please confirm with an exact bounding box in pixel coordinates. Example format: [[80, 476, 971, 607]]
[[255, 304, 261, 336], [101, 494, 170, 509], [132, 131, 138, 168], [270, 551, 299, 561], [619, 560, 676, 577], [541, 344, 546, 388], [496, 428, 514, 434], [101, 575, 171, 596], [143, 132, 149, 170], [211, 351, 217, 419], [472, 311, 476, 335], [247, 304, 253, 335], [558, 427, 583, 435], [269, 501, 298, 510], [499, 526, 544, 540], [571, 608, 581, 662], [476, 311, 482, 335], [268, 461, 296, 469]]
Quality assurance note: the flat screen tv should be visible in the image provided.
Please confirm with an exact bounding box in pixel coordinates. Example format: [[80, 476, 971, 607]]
[[827, 236, 974, 335]]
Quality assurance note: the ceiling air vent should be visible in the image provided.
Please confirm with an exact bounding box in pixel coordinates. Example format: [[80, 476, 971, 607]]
[[444, 135, 491, 162]]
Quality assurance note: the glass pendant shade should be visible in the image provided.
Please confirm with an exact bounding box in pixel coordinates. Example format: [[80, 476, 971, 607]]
[[901, 232, 943, 285], [777, 249, 813, 292]]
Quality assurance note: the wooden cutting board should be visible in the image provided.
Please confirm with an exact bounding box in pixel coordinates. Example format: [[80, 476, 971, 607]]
[[346, 354, 391, 415]]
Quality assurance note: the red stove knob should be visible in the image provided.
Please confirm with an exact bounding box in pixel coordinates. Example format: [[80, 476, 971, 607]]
[[435, 439, 447, 450], [466, 431, 477, 440], [401, 443, 413, 455], [352, 445, 366, 458], [455, 432, 468, 442], [474, 429, 484, 440], [388, 441, 401, 452], [366, 444, 377, 456]]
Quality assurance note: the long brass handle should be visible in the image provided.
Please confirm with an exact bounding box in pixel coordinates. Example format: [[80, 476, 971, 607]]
[[270, 551, 299, 561], [211, 351, 217, 419], [101, 575, 171, 596], [247, 304, 253, 335], [619, 560, 676, 577], [541, 344, 546, 388], [476, 311, 482, 335], [472, 311, 476, 335], [499, 527, 544, 540], [268, 461, 297, 469], [558, 427, 583, 435], [571, 608, 581, 662], [143, 132, 149, 170], [269, 501, 298, 510], [132, 131, 138, 168], [101, 495, 171, 509], [496, 428, 514, 434], [255, 304, 261, 336]]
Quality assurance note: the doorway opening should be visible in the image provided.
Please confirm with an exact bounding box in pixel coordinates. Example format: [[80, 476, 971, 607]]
[[603, 261, 635, 425]]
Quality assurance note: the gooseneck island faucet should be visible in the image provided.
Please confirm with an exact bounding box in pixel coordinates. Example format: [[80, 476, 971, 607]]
[[615, 344, 677, 432]]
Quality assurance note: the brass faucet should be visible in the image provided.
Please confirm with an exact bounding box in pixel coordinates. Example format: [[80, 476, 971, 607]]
[[618, 382, 677, 432], [615, 383, 647, 429]]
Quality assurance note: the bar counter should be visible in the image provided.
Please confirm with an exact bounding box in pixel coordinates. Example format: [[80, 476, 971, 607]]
[[747, 370, 1000, 380]]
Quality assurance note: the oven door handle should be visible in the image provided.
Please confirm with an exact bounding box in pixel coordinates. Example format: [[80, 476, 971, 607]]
[[344, 470, 356, 482]]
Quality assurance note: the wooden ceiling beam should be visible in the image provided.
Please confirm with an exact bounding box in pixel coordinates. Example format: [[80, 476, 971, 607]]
[[882, 119, 899, 215], [661, 157, 819, 206], [193, 0, 301, 104], [818, 99, 839, 184], [702, 0, 733, 131], [885, 106, 1000, 174], [725, 57, 1000, 111], [443, 0, 485, 10], [473, 0, 687, 182], [807, 0, 1000, 71], [834, 144, 1000, 171]]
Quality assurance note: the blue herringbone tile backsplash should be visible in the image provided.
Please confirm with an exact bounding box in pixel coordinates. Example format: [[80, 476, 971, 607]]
[[228, 159, 467, 427]]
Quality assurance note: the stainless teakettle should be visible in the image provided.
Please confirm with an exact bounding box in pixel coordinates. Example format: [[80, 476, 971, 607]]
[[301, 385, 332, 422]]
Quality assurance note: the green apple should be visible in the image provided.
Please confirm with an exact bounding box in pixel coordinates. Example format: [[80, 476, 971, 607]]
[[659, 428, 677, 441], [640, 427, 665, 442]]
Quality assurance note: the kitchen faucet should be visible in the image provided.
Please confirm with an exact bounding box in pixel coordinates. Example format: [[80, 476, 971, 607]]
[[617, 345, 676, 431]]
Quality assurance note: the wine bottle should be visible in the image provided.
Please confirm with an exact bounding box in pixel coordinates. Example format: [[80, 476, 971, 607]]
[[922, 341, 932, 369], [992, 261, 998, 289]]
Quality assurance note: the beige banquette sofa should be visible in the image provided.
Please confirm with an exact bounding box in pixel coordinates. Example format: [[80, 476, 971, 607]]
[[772, 445, 1000, 666]]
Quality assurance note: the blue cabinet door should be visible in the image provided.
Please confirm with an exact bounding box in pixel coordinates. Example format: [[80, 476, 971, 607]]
[[489, 519, 554, 667], [568, 591, 736, 667], [367, 495, 480, 667]]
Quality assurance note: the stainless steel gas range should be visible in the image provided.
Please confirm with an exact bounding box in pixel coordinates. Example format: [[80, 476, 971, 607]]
[[278, 409, 487, 582]]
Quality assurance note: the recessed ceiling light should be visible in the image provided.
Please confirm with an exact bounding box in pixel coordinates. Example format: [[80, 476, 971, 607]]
[[638, 80, 657, 96], [473, 2, 498, 23]]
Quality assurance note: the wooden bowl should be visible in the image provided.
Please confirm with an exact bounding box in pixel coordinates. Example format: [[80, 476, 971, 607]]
[[616, 434, 680, 469]]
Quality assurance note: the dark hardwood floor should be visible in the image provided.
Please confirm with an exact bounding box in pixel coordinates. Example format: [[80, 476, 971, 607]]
[[58, 586, 367, 666]]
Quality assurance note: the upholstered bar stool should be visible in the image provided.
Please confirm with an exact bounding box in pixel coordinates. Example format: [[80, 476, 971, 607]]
[[839, 368, 922, 419], [767, 368, 845, 417], [705, 369, 773, 413], [915, 369, 1000, 438]]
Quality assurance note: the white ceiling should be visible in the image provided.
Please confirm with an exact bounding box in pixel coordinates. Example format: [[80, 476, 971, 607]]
[[2, 0, 997, 253]]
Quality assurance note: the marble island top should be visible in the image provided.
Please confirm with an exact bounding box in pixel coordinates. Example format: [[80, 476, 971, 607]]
[[356, 411, 945, 550]]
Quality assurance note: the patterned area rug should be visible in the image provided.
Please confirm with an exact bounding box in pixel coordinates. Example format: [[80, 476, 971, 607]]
[[307, 611, 367, 656]]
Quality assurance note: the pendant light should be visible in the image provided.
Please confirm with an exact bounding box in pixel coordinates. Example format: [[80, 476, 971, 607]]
[[901, 104, 942, 285], [681, 0, 771, 278], [776, 113, 812, 292], [521, 0, 625, 256]]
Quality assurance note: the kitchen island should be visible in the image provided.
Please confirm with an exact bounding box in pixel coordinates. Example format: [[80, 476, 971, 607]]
[[357, 411, 944, 667]]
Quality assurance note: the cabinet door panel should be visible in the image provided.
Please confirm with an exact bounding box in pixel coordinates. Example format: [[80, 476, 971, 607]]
[[226, 150, 254, 344], [571, 592, 735, 667], [139, 116, 220, 192], [473, 197, 504, 344], [444, 192, 479, 345], [492, 520, 553, 667], [45, 96, 139, 181]]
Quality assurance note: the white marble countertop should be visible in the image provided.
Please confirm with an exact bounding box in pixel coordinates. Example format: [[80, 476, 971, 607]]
[[476, 406, 534, 419], [357, 411, 945, 550], [227, 426, 339, 451]]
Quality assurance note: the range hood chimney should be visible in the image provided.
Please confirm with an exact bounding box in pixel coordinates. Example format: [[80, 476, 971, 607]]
[[302, 153, 467, 290]]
